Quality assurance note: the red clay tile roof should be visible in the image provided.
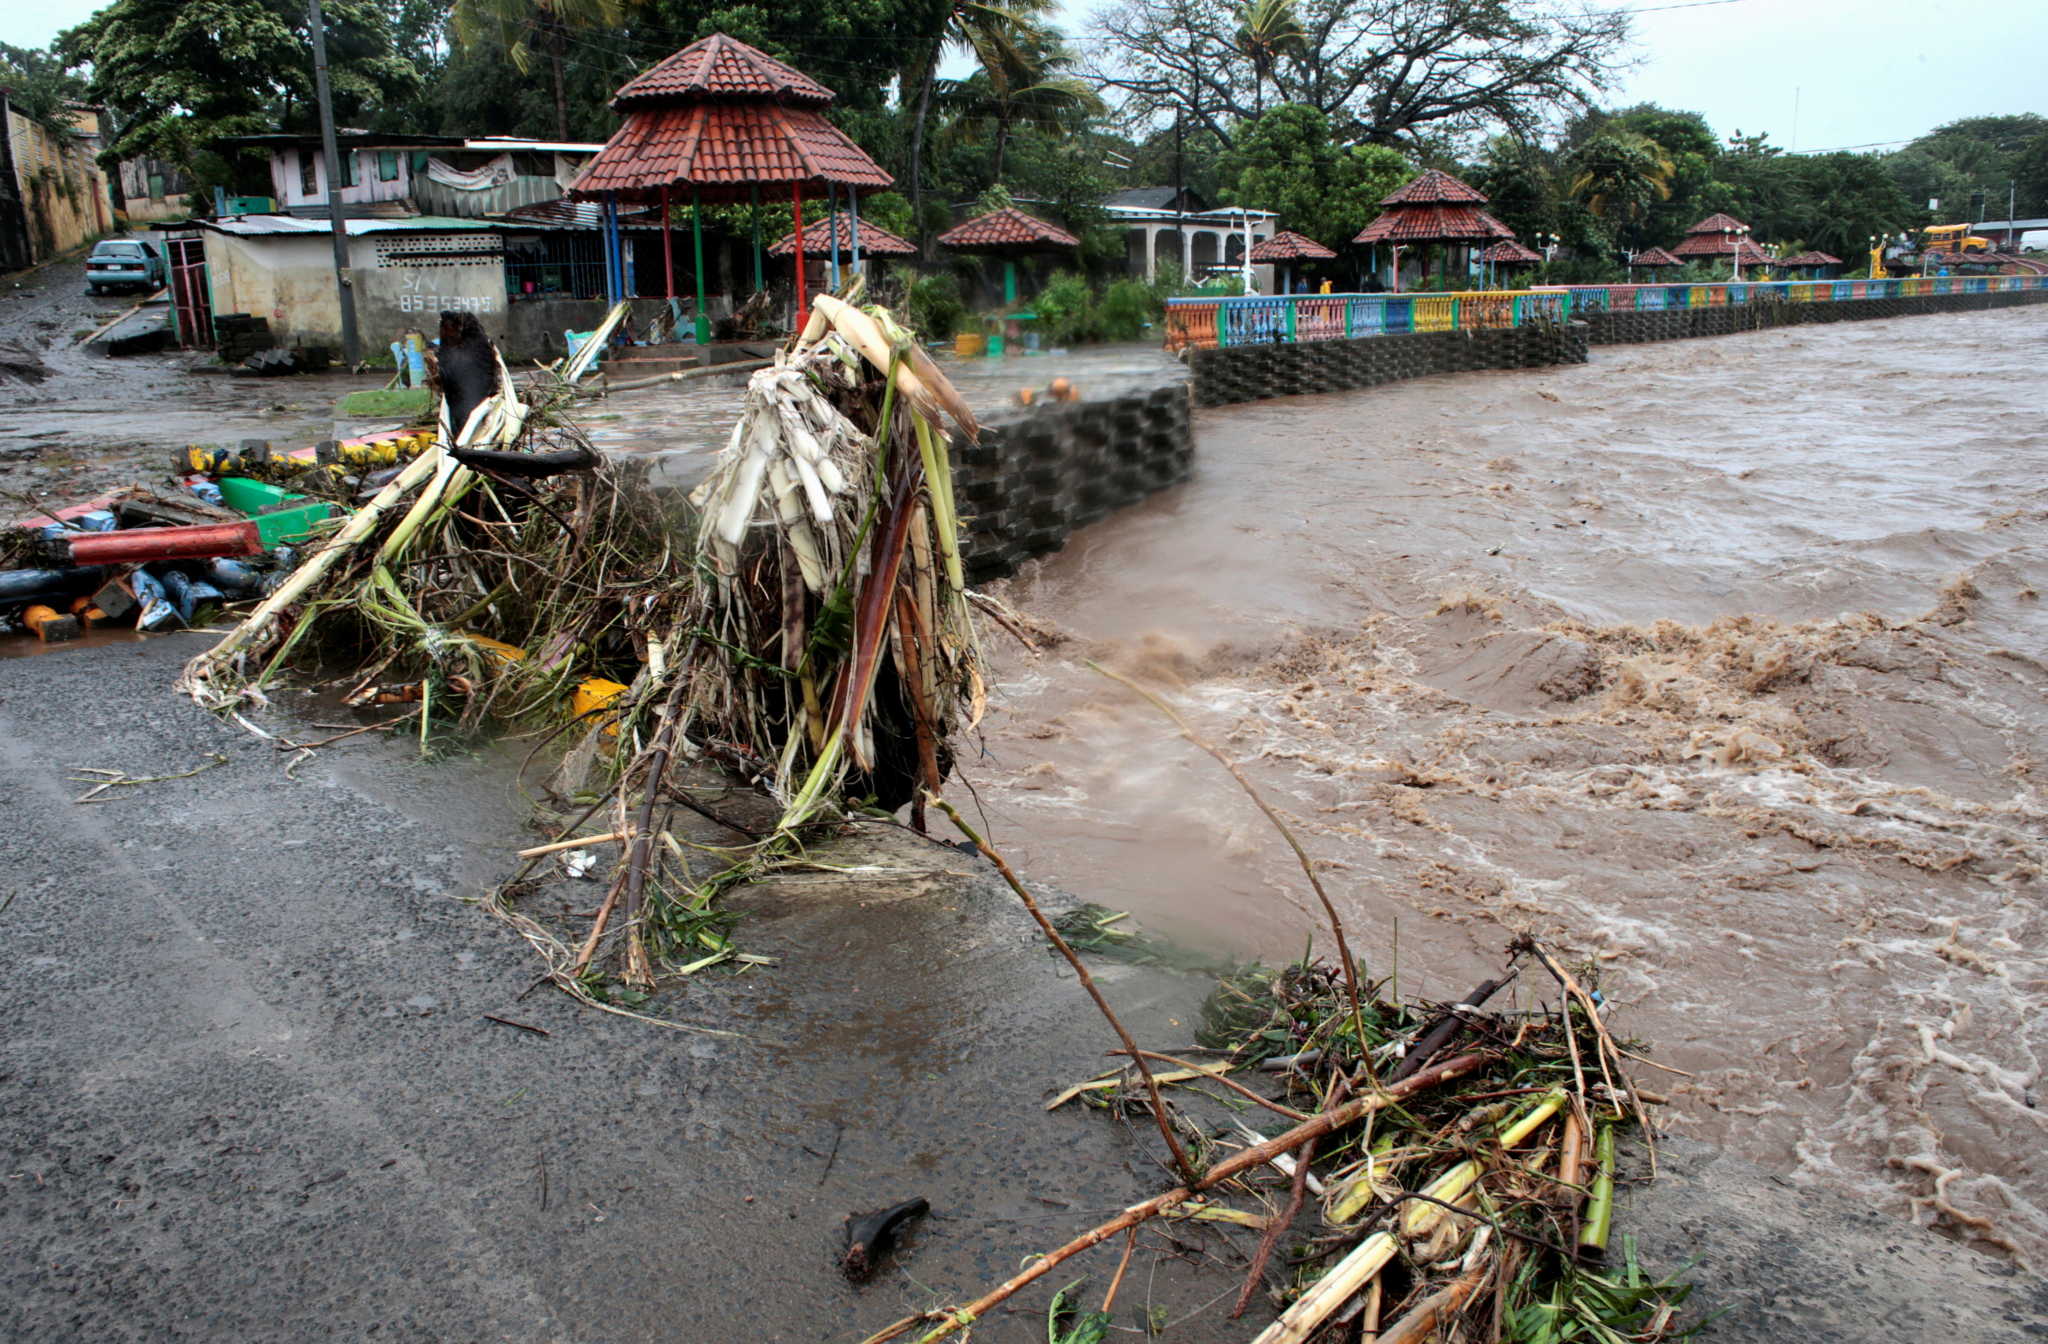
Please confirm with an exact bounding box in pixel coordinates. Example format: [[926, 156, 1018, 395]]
[[767, 210, 916, 257], [1248, 229, 1335, 262], [1478, 239, 1542, 264], [566, 102, 892, 204], [1353, 204, 1514, 245], [935, 206, 1079, 251], [1631, 246, 1683, 266], [1682, 211, 1750, 236], [1670, 232, 1772, 263], [1779, 249, 1842, 266], [1380, 168, 1487, 206], [612, 34, 834, 110]]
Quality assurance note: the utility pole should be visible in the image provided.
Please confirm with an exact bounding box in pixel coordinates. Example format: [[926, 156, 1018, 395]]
[[308, 0, 360, 365], [1173, 106, 1184, 284]]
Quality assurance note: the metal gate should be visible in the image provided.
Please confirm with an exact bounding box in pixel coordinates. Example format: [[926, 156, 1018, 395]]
[[164, 232, 214, 348]]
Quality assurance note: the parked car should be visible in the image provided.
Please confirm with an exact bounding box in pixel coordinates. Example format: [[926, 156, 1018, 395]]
[[86, 239, 167, 294]]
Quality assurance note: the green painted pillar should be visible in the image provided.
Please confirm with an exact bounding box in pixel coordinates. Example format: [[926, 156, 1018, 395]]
[[750, 182, 763, 291], [1003, 258, 1017, 306], [691, 187, 709, 345]]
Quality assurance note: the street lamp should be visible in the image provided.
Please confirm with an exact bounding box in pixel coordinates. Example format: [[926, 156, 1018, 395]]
[[1730, 224, 1749, 282]]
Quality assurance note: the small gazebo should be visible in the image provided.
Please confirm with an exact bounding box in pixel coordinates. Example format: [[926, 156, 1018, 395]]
[[936, 206, 1080, 306], [768, 210, 917, 285], [1629, 245, 1683, 278], [1248, 229, 1335, 294], [1353, 169, 1513, 291], [1669, 212, 1760, 272], [566, 33, 894, 339], [1477, 239, 1542, 287], [1778, 249, 1843, 279]]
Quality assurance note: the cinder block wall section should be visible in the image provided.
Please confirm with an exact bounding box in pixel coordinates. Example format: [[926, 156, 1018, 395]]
[[1580, 286, 2048, 345], [949, 369, 1195, 582], [1187, 322, 1589, 408]]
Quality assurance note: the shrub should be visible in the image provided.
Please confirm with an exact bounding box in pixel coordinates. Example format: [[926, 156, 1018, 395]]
[[1098, 277, 1162, 341], [906, 271, 967, 341], [1031, 271, 1100, 345]]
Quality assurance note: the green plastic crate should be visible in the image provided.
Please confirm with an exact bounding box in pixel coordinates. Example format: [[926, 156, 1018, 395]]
[[217, 476, 338, 546]]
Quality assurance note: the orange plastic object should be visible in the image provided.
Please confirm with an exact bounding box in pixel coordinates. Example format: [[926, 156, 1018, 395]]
[[23, 603, 81, 643]]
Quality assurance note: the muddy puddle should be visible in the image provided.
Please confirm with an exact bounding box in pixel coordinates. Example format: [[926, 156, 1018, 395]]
[[965, 307, 2048, 1266]]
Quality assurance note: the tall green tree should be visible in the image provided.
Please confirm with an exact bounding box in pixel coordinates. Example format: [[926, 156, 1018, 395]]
[[1567, 129, 1673, 246], [1222, 103, 1409, 248], [0, 41, 90, 132], [451, 0, 632, 141], [1232, 0, 1303, 118], [935, 23, 1101, 185], [61, 0, 421, 188], [898, 0, 1060, 236]]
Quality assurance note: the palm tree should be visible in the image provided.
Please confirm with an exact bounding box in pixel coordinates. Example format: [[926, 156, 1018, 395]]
[[936, 25, 1103, 186], [901, 0, 1059, 239], [451, 0, 631, 141], [1568, 131, 1675, 245], [1234, 0, 1304, 117]]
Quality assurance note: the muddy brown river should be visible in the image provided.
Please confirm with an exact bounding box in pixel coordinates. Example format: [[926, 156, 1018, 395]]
[[966, 307, 2048, 1266]]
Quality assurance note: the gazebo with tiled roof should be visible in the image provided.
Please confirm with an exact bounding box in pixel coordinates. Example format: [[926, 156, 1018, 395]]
[[1476, 238, 1542, 286], [1353, 169, 1513, 290], [768, 211, 916, 259], [566, 33, 894, 337], [1630, 245, 1684, 272], [1248, 229, 1335, 293], [1668, 212, 1757, 273], [937, 207, 1081, 306], [1777, 249, 1844, 278]]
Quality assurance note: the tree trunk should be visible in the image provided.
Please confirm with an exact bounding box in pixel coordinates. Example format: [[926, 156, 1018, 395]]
[[908, 43, 941, 253], [992, 117, 1009, 186], [549, 25, 569, 142]]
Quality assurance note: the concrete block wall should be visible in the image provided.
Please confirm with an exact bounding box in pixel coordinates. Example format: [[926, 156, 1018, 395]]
[[1582, 286, 2048, 345], [1188, 322, 1589, 408], [950, 371, 1195, 582]]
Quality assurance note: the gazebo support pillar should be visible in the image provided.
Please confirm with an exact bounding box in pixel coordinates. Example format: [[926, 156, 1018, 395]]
[[792, 185, 807, 319], [848, 189, 862, 277], [602, 193, 623, 305], [691, 187, 710, 345], [660, 183, 675, 300], [1003, 259, 1016, 307], [827, 183, 841, 290], [750, 183, 763, 291]]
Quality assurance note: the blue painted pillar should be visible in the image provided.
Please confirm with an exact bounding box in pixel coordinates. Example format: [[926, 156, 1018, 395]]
[[602, 194, 622, 304], [827, 182, 841, 290], [848, 189, 862, 277]]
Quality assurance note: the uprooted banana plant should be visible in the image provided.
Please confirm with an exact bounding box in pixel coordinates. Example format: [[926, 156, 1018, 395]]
[[559, 294, 989, 994]]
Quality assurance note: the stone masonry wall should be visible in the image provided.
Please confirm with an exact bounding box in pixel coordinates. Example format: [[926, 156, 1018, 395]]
[[950, 369, 1195, 582], [1580, 286, 2048, 345], [1187, 322, 1589, 408]]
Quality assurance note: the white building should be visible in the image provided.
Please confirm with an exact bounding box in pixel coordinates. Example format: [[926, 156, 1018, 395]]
[[1102, 187, 1280, 290]]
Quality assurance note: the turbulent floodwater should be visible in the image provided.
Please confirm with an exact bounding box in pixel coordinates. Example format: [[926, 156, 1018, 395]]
[[966, 307, 2048, 1266]]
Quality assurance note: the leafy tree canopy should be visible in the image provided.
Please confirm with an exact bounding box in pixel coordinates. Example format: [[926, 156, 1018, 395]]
[[1221, 103, 1410, 248]]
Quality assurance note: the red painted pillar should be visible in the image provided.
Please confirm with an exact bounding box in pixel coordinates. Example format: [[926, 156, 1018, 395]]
[[661, 183, 676, 300], [792, 185, 807, 318]]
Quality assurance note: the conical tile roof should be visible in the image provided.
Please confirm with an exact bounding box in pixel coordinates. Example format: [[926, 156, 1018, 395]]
[[612, 33, 834, 109], [1248, 229, 1336, 262]]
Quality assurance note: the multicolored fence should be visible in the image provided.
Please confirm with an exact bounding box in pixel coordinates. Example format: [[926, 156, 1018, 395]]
[[1163, 275, 2048, 352]]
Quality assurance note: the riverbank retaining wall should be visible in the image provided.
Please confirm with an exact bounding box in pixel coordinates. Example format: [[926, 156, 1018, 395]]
[[1187, 322, 1588, 408], [1183, 285, 2048, 408], [1580, 285, 2048, 345], [950, 369, 1194, 581]]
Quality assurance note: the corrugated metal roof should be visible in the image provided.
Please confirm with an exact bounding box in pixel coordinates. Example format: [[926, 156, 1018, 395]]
[[1353, 204, 1514, 244], [1381, 169, 1486, 206], [198, 214, 501, 237], [767, 210, 917, 256], [936, 206, 1080, 251], [565, 102, 891, 204], [1248, 229, 1335, 262], [611, 33, 835, 109]]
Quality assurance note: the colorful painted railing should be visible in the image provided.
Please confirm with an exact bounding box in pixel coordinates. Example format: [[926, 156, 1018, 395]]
[[1163, 274, 2048, 352]]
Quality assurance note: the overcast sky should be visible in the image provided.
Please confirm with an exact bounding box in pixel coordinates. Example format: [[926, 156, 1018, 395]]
[[6, 0, 2043, 156]]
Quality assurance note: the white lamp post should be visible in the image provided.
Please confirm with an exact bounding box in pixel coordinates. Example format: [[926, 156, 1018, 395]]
[[1731, 224, 1749, 282]]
